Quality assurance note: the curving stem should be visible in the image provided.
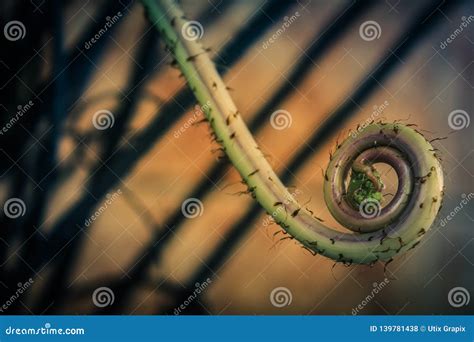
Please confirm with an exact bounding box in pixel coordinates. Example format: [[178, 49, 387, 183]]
[[142, 0, 444, 264]]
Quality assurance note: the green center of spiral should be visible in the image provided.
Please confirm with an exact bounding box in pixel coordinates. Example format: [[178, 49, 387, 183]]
[[347, 169, 383, 209]]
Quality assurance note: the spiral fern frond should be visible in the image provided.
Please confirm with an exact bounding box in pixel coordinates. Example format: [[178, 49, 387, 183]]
[[141, 0, 444, 264]]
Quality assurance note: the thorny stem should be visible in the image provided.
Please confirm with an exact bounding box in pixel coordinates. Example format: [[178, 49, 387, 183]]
[[142, 0, 444, 264]]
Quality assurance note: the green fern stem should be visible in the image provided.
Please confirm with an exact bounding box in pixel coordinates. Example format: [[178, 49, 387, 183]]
[[141, 0, 444, 265]]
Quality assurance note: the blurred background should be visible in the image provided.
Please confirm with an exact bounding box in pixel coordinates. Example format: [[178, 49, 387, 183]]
[[0, 0, 472, 315]]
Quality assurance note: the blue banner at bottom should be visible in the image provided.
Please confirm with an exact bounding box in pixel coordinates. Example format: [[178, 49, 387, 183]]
[[0, 315, 472, 341]]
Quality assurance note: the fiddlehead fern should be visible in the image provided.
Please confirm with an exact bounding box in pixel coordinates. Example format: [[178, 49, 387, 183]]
[[142, 0, 444, 264]]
